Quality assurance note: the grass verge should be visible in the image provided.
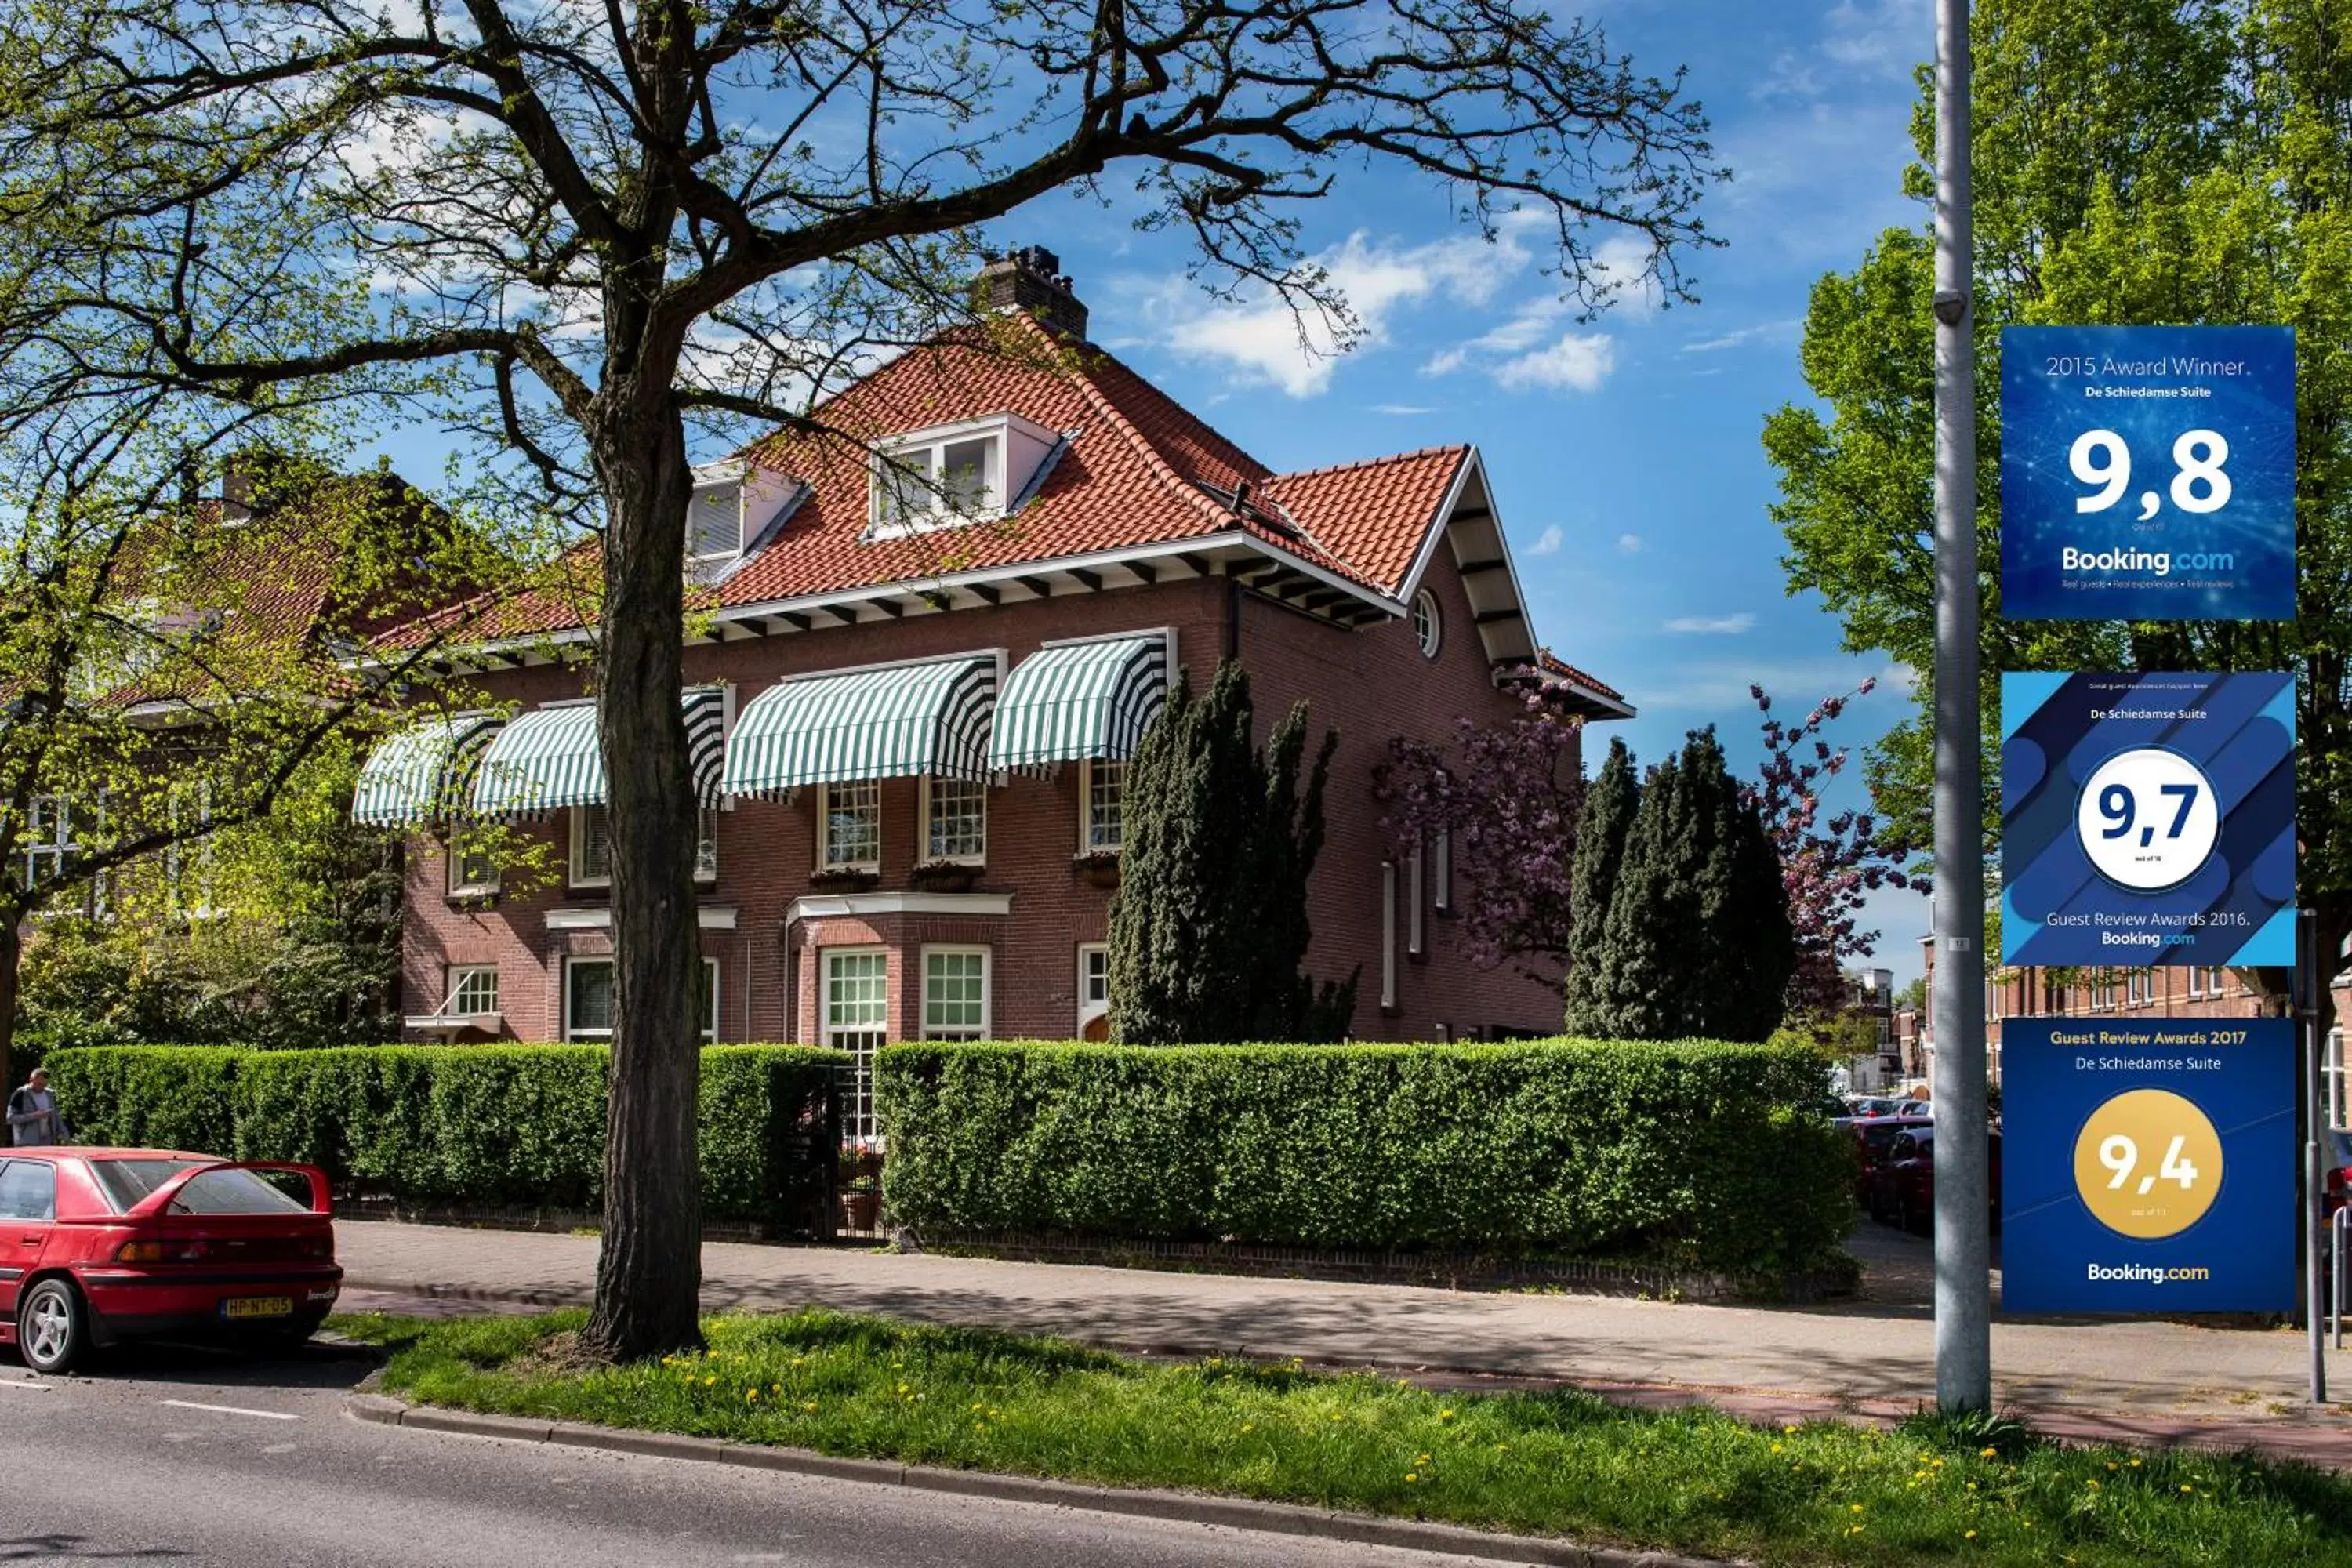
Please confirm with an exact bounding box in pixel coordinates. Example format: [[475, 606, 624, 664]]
[[332, 1308, 2352, 1567]]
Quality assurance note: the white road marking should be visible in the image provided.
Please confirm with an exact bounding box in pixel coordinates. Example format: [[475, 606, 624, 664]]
[[158, 1399, 300, 1421], [0, 1378, 49, 1392]]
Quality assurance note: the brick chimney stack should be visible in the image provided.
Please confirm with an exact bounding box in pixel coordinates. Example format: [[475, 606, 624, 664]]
[[976, 245, 1088, 341]]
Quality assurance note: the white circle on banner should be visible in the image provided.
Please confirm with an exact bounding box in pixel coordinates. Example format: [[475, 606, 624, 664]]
[[2074, 747, 2220, 892]]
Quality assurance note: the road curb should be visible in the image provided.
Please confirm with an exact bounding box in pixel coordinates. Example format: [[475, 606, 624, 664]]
[[346, 1392, 1733, 1567]]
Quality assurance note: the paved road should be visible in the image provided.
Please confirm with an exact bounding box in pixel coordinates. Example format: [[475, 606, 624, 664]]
[[0, 1342, 1520, 1568]]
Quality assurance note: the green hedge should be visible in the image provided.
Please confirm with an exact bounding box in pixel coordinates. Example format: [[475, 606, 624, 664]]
[[879, 1039, 1852, 1276], [45, 1043, 846, 1225]]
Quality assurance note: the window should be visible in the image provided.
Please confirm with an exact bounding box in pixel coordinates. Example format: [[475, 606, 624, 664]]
[[1080, 759, 1127, 852], [1433, 828, 1452, 913], [572, 804, 614, 887], [1412, 590, 1442, 660], [572, 804, 720, 887], [445, 965, 499, 1017], [22, 796, 74, 889], [448, 826, 500, 897], [2188, 967, 2205, 998], [1077, 944, 1111, 1038], [921, 947, 990, 1040], [874, 432, 1000, 532], [688, 481, 746, 561], [922, 777, 987, 863], [562, 956, 714, 1041], [164, 782, 219, 916], [818, 781, 880, 871], [564, 957, 615, 1042], [0, 1160, 56, 1221], [823, 949, 890, 1141]]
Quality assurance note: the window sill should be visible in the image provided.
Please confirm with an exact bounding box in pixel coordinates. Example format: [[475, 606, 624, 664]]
[[446, 890, 502, 912]]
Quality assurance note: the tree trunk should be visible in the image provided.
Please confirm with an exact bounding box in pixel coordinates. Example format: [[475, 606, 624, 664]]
[[579, 401, 705, 1363], [0, 917, 20, 1108]]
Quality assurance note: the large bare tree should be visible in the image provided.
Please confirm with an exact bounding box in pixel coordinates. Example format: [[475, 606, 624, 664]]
[[0, 0, 1723, 1359]]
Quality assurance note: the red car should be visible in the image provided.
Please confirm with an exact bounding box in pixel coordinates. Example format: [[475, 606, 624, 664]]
[[0, 1148, 340, 1374], [1866, 1127, 2004, 1234]]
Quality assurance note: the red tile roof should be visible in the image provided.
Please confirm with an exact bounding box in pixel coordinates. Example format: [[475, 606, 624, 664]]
[[392, 314, 1494, 648]]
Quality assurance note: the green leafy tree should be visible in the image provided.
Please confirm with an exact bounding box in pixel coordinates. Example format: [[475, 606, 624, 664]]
[[1574, 730, 1792, 1042], [0, 0, 1720, 1359], [1561, 736, 1636, 1033], [1766, 0, 2352, 996], [1109, 662, 1354, 1044]]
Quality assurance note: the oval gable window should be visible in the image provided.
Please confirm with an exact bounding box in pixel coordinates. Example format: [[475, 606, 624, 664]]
[[1413, 590, 1443, 661]]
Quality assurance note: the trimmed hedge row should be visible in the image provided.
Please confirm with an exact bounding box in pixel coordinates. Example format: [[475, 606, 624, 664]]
[[879, 1039, 1853, 1276], [45, 1044, 846, 1224]]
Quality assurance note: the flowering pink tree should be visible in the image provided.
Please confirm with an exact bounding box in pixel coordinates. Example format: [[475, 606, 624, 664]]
[[1374, 689, 1584, 987], [1745, 679, 1923, 1018], [1377, 674, 1919, 1011]]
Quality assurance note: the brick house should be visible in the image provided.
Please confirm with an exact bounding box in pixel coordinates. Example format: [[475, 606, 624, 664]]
[[355, 249, 1628, 1131]]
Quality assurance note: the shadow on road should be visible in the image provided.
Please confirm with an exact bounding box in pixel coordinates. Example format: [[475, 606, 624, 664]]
[[5, 1337, 378, 1392], [0, 1537, 189, 1561]]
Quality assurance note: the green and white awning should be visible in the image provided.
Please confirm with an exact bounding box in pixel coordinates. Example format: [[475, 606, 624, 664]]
[[471, 688, 728, 818], [350, 713, 502, 827], [985, 635, 1168, 773], [722, 655, 998, 796]]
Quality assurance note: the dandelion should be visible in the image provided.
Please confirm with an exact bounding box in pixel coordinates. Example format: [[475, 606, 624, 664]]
[[1404, 1472, 1418, 1483], [746, 1389, 759, 1403], [1771, 1443, 1784, 1454], [1240, 1423, 1254, 1434], [803, 1402, 818, 1413], [1965, 1530, 1977, 1541], [2181, 1485, 2195, 1494], [1979, 1446, 1998, 1458], [1438, 1410, 1454, 1422], [2130, 1458, 2143, 1468], [2086, 1479, 2100, 1490], [1784, 1425, 1800, 1436], [703, 1376, 717, 1388]]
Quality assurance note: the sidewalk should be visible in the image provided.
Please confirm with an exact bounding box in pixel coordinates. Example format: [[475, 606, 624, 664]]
[[335, 1219, 2352, 1469]]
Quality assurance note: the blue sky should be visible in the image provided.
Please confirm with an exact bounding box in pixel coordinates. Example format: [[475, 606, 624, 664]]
[[1000, 0, 1942, 978]]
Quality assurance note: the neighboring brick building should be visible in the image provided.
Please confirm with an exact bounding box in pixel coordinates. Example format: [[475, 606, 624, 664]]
[[356, 249, 1628, 1129]]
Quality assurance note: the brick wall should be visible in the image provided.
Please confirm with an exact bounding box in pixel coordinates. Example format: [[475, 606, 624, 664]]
[[401, 558, 1577, 1047]]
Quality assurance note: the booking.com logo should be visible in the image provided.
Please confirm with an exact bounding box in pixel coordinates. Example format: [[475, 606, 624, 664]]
[[2061, 547, 2236, 575], [2087, 1262, 2212, 1283]]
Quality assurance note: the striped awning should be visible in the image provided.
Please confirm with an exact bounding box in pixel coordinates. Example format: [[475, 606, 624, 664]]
[[722, 655, 997, 796], [350, 713, 501, 827], [471, 688, 728, 818], [986, 636, 1169, 773]]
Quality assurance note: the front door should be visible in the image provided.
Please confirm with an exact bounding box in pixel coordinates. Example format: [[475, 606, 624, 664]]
[[0, 1159, 58, 1322]]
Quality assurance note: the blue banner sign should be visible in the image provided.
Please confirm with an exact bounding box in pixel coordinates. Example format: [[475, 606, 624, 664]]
[[2002, 1017, 2294, 1314], [2002, 325, 2295, 621], [2002, 671, 2294, 967]]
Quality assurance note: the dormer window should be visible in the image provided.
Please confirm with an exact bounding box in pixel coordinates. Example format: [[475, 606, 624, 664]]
[[868, 412, 1062, 541], [686, 459, 803, 578]]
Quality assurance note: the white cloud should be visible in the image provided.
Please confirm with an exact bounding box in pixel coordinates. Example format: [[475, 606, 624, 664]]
[[1528, 524, 1565, 557], [1663, 613, 1759, 635], [1617, 532, 1643, 554], [1145, 227, 1534, 397], [1638, 657, 1906, 713], [1588, 233, 1664, 320], [1370, 403, 1439, 416], [1754, 0, 1929, 101], [1494, 332, 1617, 393], [1682, 319, 1803, 354]]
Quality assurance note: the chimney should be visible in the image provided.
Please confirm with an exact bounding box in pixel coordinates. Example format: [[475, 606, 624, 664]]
[[975, 245, 1088, 341]]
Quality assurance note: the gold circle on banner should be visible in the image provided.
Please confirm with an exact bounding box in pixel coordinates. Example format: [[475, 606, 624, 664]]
[[2071, 1088, 2223, 1240]]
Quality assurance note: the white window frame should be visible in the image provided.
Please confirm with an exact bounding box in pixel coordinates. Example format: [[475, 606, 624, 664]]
[[443, 964, 499, 1018], [920, 776, 988, 865], [692, 805, 720, 885], [448, 823, 502, 898], [562, 956, 616, 1043], [920, 945, 992, 1041], [1079, 758, 1127, 854], [698, 956, 720, 1043], [871, 425, 1003, 535], [1077, 943, 1111, 1036], [23, 795, 75, 890], [1380, 860, 1398, 1011], [822, 946, 891, 1142], [570, 804, 614, 889], [817, 780, 882, 872], [1412, 589, 1443, 660]]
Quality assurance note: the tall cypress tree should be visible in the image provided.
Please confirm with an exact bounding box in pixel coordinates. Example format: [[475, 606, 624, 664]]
[[1562, 737, 1637, 1036], [1109, 661, 1352, 1043], [1586, 748, 1695, 1038], [1684, 728, 1795, 1042]]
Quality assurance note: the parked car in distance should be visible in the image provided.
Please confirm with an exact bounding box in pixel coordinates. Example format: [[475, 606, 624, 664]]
[[1867, 1126, 2004, 1235], [2325, 1128, 2352, 1217], [0, 1149, 340, 1374], [1838, 1112, 1936, 1205]]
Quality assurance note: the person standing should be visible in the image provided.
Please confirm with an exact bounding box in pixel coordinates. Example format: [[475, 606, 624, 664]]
[[7, 1068, 67, 1146]]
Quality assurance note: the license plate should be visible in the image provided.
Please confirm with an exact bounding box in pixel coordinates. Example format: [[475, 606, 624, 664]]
[[221, 1297, 292, 1319]]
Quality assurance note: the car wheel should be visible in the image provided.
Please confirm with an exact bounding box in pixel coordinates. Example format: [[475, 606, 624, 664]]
[[18, 1279, 87, 1375]]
